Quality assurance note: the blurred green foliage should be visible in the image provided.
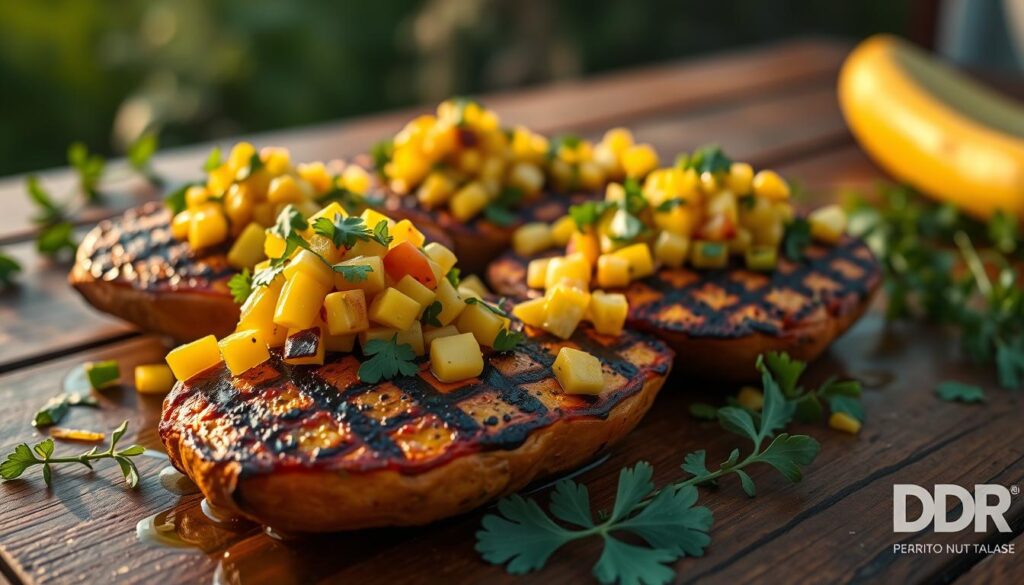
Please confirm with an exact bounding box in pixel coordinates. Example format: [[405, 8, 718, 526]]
[[0, 0, 906, 176]]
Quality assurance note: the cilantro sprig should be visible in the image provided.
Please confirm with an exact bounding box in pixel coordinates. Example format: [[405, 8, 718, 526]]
[[313, 216, 391, 249], [493, 328, 525, 352], [936, 381, 986, 404], [228, 269, 253, 304], [477, 353, 821, 582], [1, 420, 145, 488], [421, 301, 443, 327], [333, 263, 373, 283], [0, 252, 20, 288], [357, 335, 419, 383]]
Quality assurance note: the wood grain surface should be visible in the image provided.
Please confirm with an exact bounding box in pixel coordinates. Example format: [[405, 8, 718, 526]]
[[1, 38, 1022, 585]]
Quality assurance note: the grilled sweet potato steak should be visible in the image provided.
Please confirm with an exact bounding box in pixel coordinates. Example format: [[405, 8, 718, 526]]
[[380, 192, 594, 274], [70, 202, 454, 342], [160, 324, 672, 532], [70, 202, 240, 342], [487, 236, 881, 380]]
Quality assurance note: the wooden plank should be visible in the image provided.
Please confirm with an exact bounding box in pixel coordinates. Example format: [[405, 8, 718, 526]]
[[0, 82, 851, 372], [0, 39, 849, 244], [0, 237, 137, 374], [956, 532, 1024, 583], [3, 147, 1022, 584]]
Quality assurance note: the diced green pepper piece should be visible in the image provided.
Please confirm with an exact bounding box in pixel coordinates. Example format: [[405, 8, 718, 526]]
[[85, 360, 120, 390], [745, 245, 778, 271], [691, 241, 728, 269]]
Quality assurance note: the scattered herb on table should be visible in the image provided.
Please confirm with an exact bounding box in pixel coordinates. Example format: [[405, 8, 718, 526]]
[[477, 353, 821, 583], [492, 328, 525, 352], [0, 252, 22, 287], [32, 393, 100, 428], [84, 360, 120, 390], [936, 381, 986, 404], [1, 421, 146, 488]]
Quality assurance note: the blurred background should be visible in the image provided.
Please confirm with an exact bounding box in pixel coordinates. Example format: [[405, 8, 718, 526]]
[[0, 0, 1020, 177]]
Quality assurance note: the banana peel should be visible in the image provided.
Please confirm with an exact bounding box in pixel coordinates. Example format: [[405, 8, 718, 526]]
[[838, 34, 1024, 221]]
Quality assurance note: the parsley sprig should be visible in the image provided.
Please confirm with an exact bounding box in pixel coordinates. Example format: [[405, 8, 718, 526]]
[[357, 335, 419, 383], [477, 353, 821, 582], [1, 421, 146, 488], [313, 215, 391, 249], [32, 393, 99, 428]]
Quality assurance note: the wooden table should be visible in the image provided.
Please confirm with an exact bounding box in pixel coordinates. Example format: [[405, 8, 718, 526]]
[[1, 38, 1022, 585]]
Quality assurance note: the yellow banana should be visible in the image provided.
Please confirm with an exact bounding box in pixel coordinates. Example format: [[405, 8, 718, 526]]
[[838, 34, 1024, 220]]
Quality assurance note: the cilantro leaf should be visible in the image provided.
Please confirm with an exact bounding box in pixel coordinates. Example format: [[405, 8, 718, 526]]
[[753, 434, 821, 483], [371, 139, 394, 176], [467, 297, 508, 317], [493, 328, 524, 352], [592, 538, 676, 585], [655, 198, 686, 213], [372, 219, 393, 246], [622, 178, 648, 215], [32, 393, 98, 428], [357, 335, 418, 383], [421, 301, 443, 327], [616, 485, 713, 556], [548, 479, 594, 528], [680, 450, 713, 483], [127, 132, 158, 172], [228, 269, 253, 304], [68, 142, 105, 201], [756, 352, 806, 397], [313, 215, 376, 249], [235, 152, 264, 181], [476, 494, 577, 574], [446, 268, 461, 287], [781, 218, 811, 261], [26, 176, 66, 225], [1, 443, 40, 480], [484, 187, 525, 227], [333, 263, 373, 283], [203, 147, 223, 172], [609, 208, 645, 243], [987, 211, 1018, 255], [36, 222, 76, 256], [252, 262, 286, 287], [0, 252, 21, 288], [683, 145, 732, 175], [936, 381, 986, 403], [569, 201, 614, 230]]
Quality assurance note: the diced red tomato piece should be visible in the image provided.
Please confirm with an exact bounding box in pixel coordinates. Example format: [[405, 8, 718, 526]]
[[383, 241, 438, 289]]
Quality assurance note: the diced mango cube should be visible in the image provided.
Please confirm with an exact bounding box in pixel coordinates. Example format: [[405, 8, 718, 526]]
[[512, 297, 546, 328], [458, 286, 482, 301], [612, 243, 655, 280], [239, 278, 287, 347], [430, 333, 483, 383], [727, 162, 754, 195], [188, 208, 229, 250], [267, 175, 309, 204], [653, 231, 689, 268], [545, 254, 592, 289], [417, 171, 457, 208], [543, 284, 590, 339], [134, 364, 176, 395], [596, 254, 631, 288], [423, 325, 459, 349], [550, 215, 577, 246], [552, 347, 604, 395], [691, 241, 729, 269], [218, 329, 270, 376], [228, 222, 268, 269], [449, 182, 489, 222], [589, 291, 628, 336], [752, 170, 790, 200], [282, 249, 334, 290], [264, 231, 287, 259], [745, 245, 778, 271], [324, 333, 356, 353], [394, 274, 437, 315], [166, 335, 222, 382], [456, 302, 509, 348], [391, 219, 426, 248], [423, 242, 457, 274], [527, 258, 551, 289], [171, 211, 191, 240], [459, 274, 490, 298], [368, 287, 421, 330], [360, 208, 395, 230], [513, 223, 553, 257], [334, 255, 386, 296], [284, 327, 326, 366], [808, 205, 847, 244], [360, 324, 424, 356], [341, 238, 388, 261], [621, 144, 659, 178], [274, 270, 330, 330], [323, 290, 369, 335], [434, 277, 466, 326]]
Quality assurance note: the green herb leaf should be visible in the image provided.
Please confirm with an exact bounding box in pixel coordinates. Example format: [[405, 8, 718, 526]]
[[85, 360, 120, 390], [421, 301, 443, 327], [655, 198, 686, 213], [36, 222, 76, 256], [235, 152, 264, 182], [485, 187, 525, 227], [163, 182, 197, 215], [1, 421, 144, 487], [622, 178, 648, 215], [936, 381, 986, 403], [688, 403, 718, 420], [252, 262, 286, 288], [548, 479, 594, 528], [466, 297, 508, 317], [476, 494, 577, 574], [1, 443, 41, 480], [372, 220, 393, 246], [357, 335, 418, 383], [203, 147, 223, 172], [313, 215, 376, 249], [333, 263, 373, 283], [26, 176, 66, 225], [371, 139, 394, 176], [127, 132, 158, 171], [67, 142, 105, 202], [781, 218, 811, 261], [569, 201, 614, 231], [756, 352, 806, 397], [0, 252, 22, 288], [754, 434, 821, 483], [493, 328, 525, 352], [446, 268, 461, 287], [228, 269, 253, 304], [684, 145, 732, 175], [608, 208, 645, 243]]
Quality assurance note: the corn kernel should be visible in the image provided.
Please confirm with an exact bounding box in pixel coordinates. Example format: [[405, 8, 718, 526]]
[[134, 364, 176, 395], [218, 329, 270, 376], [737, 386, 764, 411], [578, 161, 605, 191], [274, 270, 330, 330], [227, 223, 267, 269], [185, 186, 210, 209], [166, 335, 222, 382], [621, 144, 659, 178], [829, 412, 862, 434], [553, 347, 604, 395], [745, 245, 778, 271], [368, 287, 421, 330], [513, 223, 553, 257], [568, 232, 600, 266], [808, 205, 847, 244], [752, 170, 790, 200], [430, 333, 483, 383], [227, 142, 257, 173], [297, 161, 333, 194], [596, 254, 631, 288]]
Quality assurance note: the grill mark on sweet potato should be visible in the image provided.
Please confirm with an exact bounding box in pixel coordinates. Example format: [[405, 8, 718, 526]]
[[160, 325, 673, 478]]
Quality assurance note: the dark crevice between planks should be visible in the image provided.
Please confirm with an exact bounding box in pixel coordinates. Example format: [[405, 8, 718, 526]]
[[0, 331, 141, 375], [681, 415, 1000, 584], [0, 548, 27, 585]]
